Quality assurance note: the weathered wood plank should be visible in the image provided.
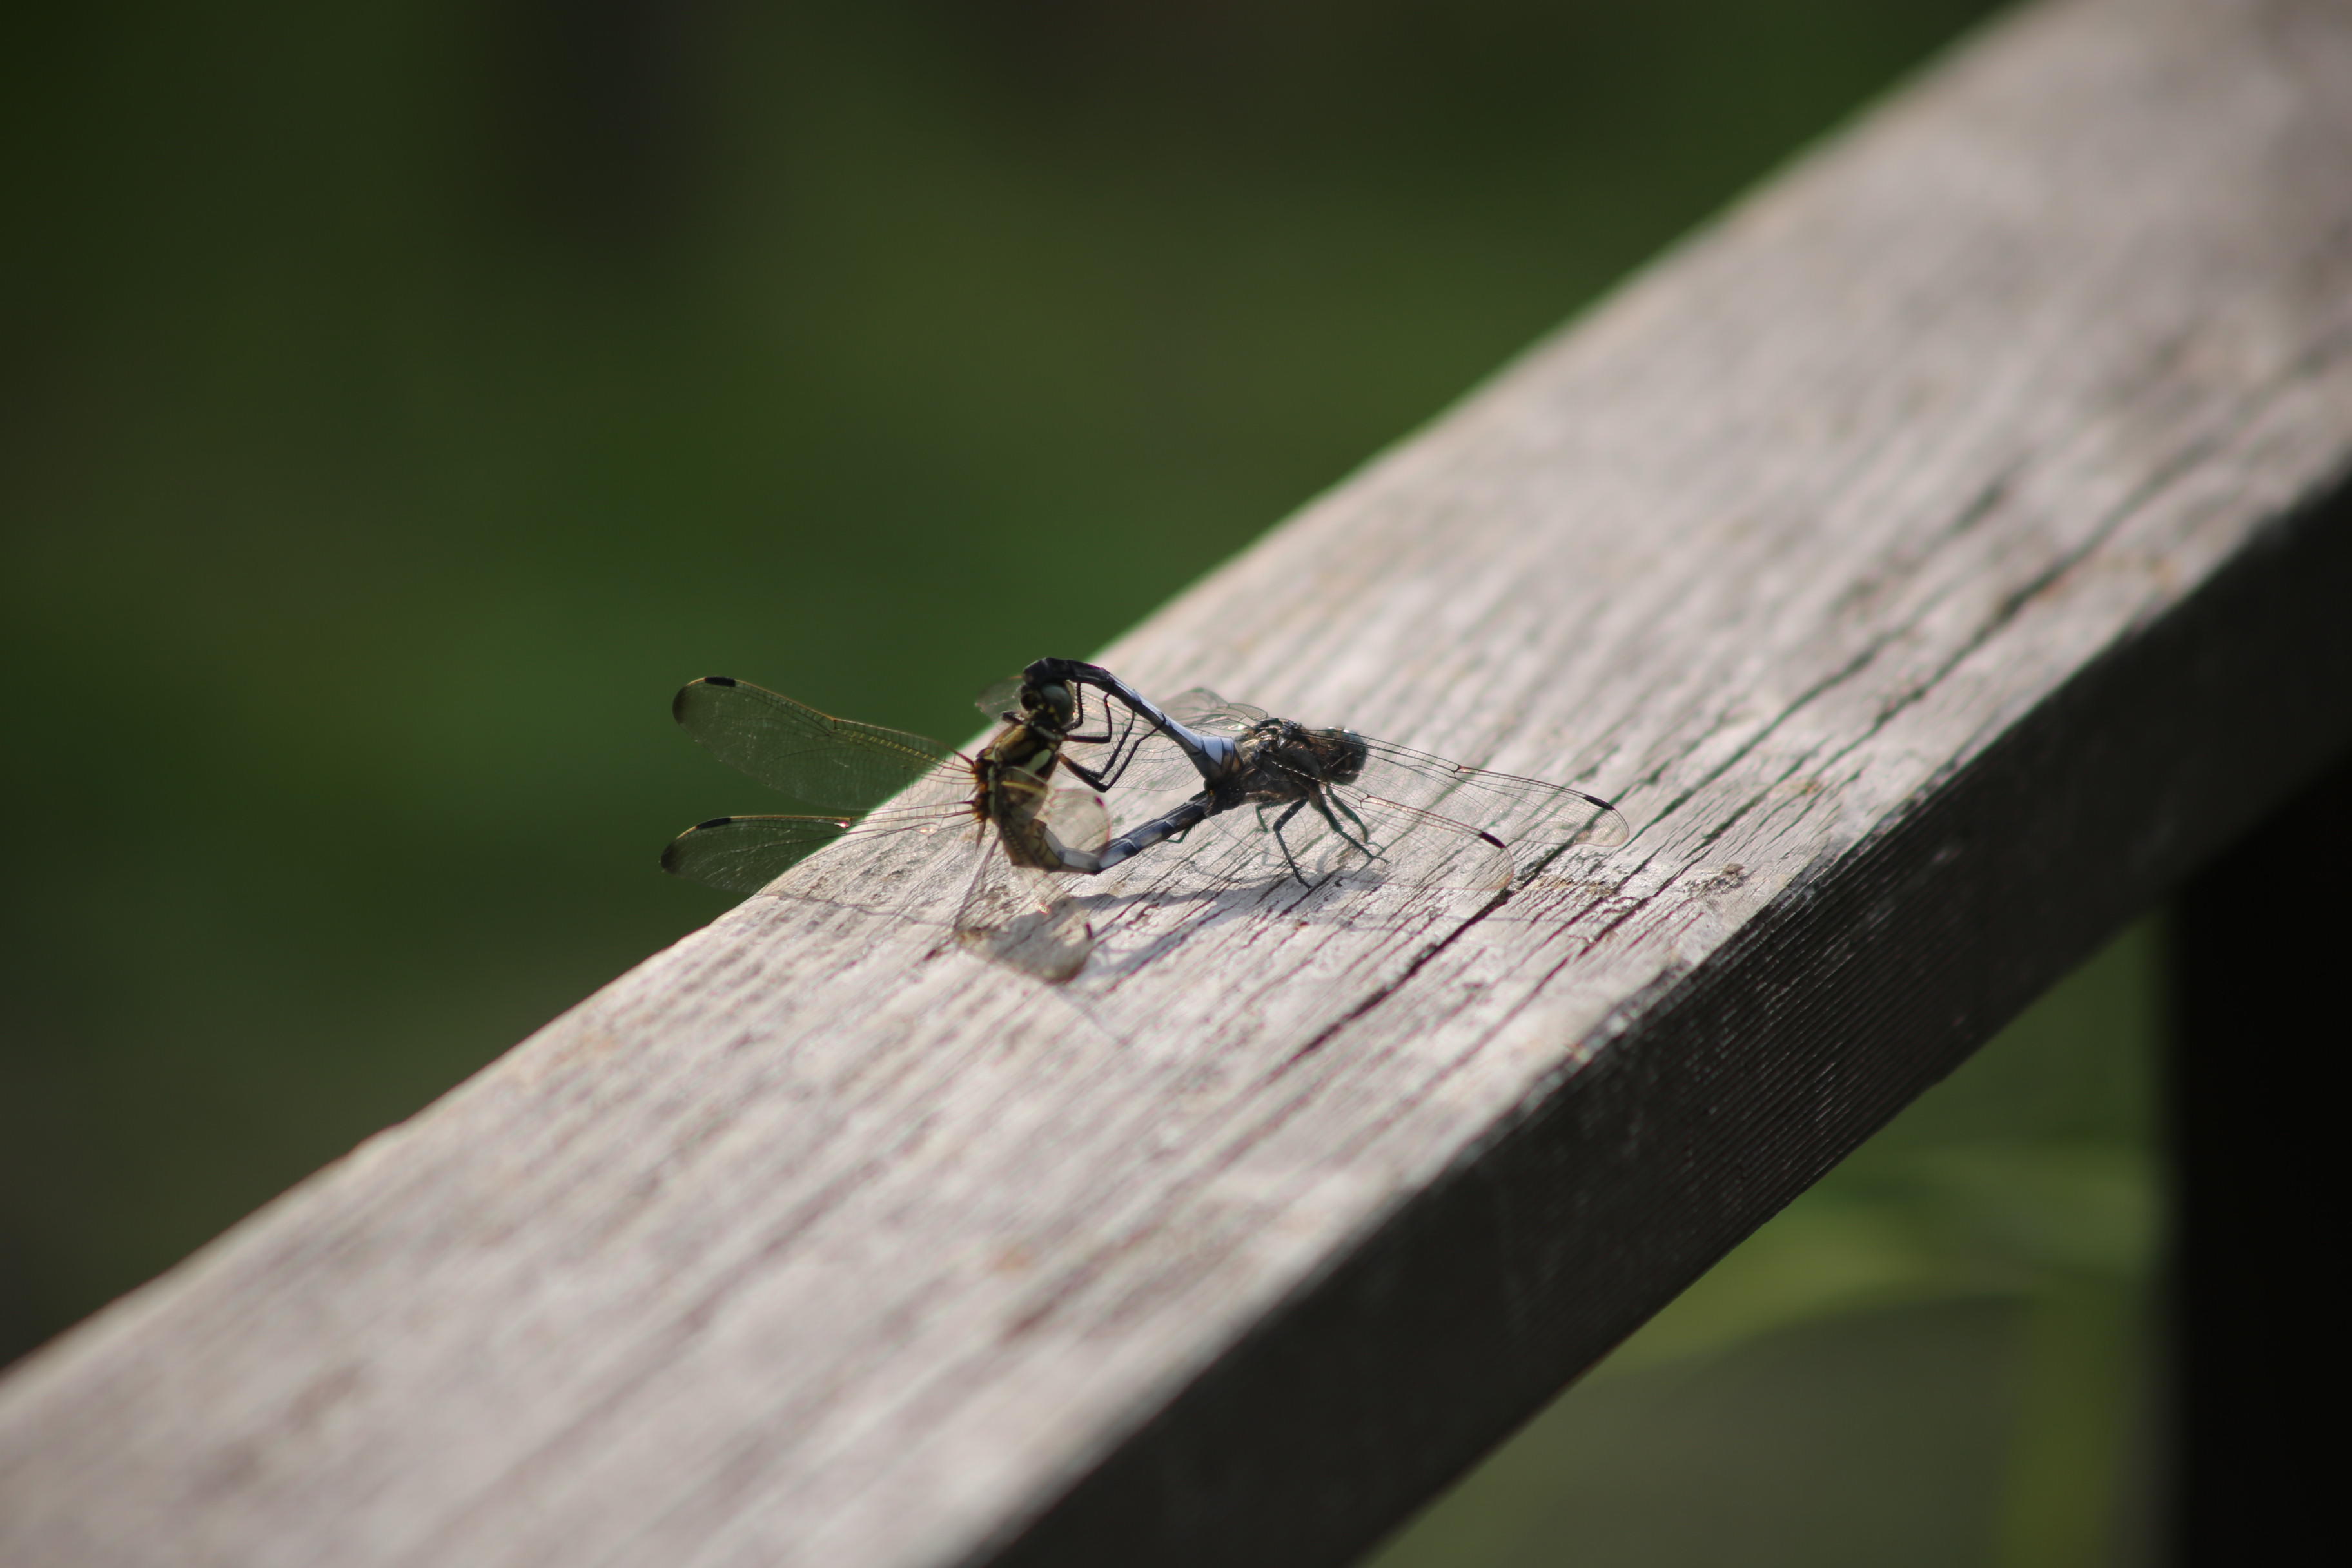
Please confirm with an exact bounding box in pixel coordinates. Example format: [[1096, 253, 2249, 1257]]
[[6, 1, 2352, 1564]]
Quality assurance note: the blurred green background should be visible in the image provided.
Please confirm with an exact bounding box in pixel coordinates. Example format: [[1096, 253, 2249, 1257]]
[[1, 1, 2173, 1562]]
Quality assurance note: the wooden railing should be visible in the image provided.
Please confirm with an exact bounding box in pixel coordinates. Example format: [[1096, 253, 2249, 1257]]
[[5, 1, 2349, 1563]]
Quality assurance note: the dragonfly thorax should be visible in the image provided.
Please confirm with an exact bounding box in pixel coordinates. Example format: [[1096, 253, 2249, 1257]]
[[1213, 719, 1370, 808], [971, 690, 1084, 870]]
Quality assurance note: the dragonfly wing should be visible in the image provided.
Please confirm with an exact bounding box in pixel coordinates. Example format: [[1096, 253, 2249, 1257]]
[[1288, 787, 1514, 890], [1059, 714, 1214, 800], [951, 819, 1096, 981], [1355, 738, 1629, 850], [1162, 688, 1268, 734], [660, 813, 855, 894], [984, 771, 1099, 871], [674, 676, 968, 811], [662, 801, 981, 897], [1231, 798, 1380, 886], [973, 675, 1026, 721], [1034, 783, 1112, 863], [1120, 745, 1509, 892]]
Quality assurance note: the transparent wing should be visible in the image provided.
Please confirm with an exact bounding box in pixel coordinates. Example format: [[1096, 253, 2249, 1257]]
[[1028, 781, 1112, 866], [1352, 738, 1629, 850], [973, 675, 1028, 721], [673, 676, 967, 812], [952, 812, 1097, 983], [660, 813, 859, 895], [660, 800, 979, 896], [1162, 687, 1268, 734], [1083, 772, 1510, 892], [1131, 737, 1612, 891], [1244, 784, 1516, 890], [661, 774, 1105, 977]]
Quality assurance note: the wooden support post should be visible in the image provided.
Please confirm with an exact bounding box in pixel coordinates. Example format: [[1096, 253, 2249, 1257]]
[[2170, 746, 2352, 1562], [5, 2, 2352, 1563]]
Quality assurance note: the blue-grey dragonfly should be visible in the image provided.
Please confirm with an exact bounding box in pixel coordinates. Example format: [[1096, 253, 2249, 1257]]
[[1026, 658, 1629, 892]]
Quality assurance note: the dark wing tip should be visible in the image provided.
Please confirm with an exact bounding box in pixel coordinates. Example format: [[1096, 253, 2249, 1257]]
[[674, 676, 739, 724], [662, 819, 734, 875], [1478, 830, 1506, 849]]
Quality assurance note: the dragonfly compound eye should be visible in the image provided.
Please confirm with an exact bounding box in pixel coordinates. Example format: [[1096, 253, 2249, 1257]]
[[1028, 682, 1076, 725]]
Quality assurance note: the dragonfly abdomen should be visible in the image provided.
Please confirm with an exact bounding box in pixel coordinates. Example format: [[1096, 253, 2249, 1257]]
[[1094, 795, 1216, 871]]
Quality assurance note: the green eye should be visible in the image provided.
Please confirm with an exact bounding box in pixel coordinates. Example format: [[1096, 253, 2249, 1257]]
[[1028, 682, 1075, 723]]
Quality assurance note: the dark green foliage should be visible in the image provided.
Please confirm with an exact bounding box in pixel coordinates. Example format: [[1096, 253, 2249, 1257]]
[[0, 0, 1997, 1422]]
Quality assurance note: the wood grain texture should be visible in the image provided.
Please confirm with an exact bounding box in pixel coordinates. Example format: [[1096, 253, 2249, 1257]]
[[8, 1, 2352, 1563]]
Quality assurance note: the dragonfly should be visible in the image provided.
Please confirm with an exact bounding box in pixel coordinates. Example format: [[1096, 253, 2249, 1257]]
[[1024, 658, 1630, 891], [660, 674, 1116, 977]]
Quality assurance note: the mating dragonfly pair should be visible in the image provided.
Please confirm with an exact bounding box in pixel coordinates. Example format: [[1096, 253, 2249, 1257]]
[[662, 658, 1629, 974]]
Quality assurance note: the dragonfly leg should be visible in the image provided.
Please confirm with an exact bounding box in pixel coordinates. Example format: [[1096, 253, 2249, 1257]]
[[1072, 698, 1151, 788], [1309, 787, 1382, 863], [1262, 799, 1317, 884], [1054, 705, 1149, 794], [1062, 756, 1115, 792], [1061, 691, 1117, 750]]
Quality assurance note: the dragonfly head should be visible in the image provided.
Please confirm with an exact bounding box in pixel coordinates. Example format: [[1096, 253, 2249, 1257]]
[[1021, 679, 1078, 733]]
